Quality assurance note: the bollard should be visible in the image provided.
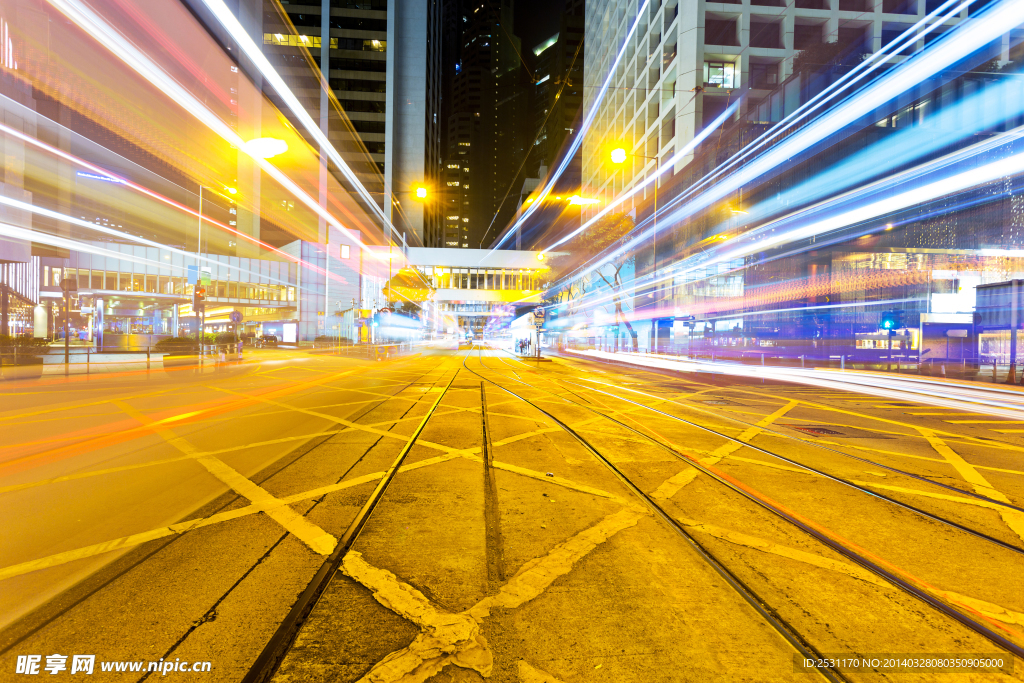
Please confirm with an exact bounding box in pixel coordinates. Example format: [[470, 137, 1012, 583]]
[[87, 348, 90, 376], [994, 362, 998, 382], [841, 356, 845, 371], [147, 345, 151, 371]]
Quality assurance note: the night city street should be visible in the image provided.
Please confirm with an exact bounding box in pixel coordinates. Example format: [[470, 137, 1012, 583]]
[[3, 0, 1024, 680]]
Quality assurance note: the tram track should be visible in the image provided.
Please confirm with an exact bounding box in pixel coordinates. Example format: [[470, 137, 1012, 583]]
[[470, 347, 1024, 665], [238, 357, 459, 683], [462, 349, 847, 683], [551, 351, 1024, 513], [508, 353, 1024, 549]]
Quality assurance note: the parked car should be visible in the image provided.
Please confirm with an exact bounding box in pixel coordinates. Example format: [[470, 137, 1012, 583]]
[[255, 334, 279, 348]]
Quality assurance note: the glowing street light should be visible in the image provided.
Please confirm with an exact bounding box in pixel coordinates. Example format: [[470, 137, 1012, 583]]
[[568, 195, 600, 205], [610, 146, 662, 291], [536, 253, 545, 261], [243, 137, 288, 159]]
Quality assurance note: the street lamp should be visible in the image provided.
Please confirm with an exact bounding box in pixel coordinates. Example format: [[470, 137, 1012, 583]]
[[242, 137, 288, 159], [610, 147, 660, 281], [414, 186, 428, 200]]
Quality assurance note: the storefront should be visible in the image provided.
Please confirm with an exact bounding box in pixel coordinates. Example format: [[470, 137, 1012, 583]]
[[78, 290, 188, 351]]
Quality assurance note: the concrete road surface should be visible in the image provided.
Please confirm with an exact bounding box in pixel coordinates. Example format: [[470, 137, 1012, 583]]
[[1, 343, 1022, 681]]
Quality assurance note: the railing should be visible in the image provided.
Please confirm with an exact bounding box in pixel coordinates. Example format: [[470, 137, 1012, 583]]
[[558, 339, 1013, 383], [0, 342, 245, 380], [308, 341, 419, 360]]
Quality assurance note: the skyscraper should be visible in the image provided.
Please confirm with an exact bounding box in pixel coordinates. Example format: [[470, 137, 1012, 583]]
[[255, 0, 442, 245], [580, 0, 978, 217], [435, 0, 528, 249]]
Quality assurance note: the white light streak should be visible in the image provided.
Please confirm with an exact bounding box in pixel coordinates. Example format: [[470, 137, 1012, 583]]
[[45, 0, 387, 262], [198, 0, 396, 236], [487, 0, 652, 253]]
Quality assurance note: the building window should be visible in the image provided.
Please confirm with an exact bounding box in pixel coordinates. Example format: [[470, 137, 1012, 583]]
[[704, 61, 736, 88], [263, 33, 338, 49], [341, 244, 350, 259]]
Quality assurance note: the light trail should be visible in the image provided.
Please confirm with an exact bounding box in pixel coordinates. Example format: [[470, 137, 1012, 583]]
[[552, 124, 1024, 315], [45, 0, 391, 264], [533, 0, 971, 263], [0, 195, 302, 289], [539, 100, 742, 255], [0, 115, 346, 285], [657, 0, 975, 217], [197, 0, 396, 237], [569, 349, 1024, 422], [549, 0, 1024, 294], [0, 221, 182, 273], [485, 0, 652, 255]]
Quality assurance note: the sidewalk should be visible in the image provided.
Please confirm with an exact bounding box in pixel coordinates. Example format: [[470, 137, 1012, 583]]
[[563, 347, 1024, 421]]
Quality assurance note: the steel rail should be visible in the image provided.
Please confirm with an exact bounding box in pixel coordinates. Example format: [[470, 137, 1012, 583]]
[[565, 364, 1024, 514], [240, 359, 459, 683], [556, 377, 1024, 555], [464, 350, 847, 683], [473, 351, 1024, 660]]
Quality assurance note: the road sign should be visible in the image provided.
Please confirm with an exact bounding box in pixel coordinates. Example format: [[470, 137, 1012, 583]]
[[200, 269, 211, 286], [187, 265, 198, 285], [229, 310, 243, 323]]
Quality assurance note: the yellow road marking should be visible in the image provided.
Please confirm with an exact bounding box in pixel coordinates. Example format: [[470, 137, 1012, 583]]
[[914, 426, 1024, 542], [946, 420, 1024, 424], [208, 385, 468, 457], [701, 400, 799, 466], [0, 431, 351, 494], [650, 467, 698, 500], [113, 400, 337, 556], [908, 412, 982, 416]]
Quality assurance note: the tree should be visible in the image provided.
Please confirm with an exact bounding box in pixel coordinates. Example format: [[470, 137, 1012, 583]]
[[563, 212, 640, 350]]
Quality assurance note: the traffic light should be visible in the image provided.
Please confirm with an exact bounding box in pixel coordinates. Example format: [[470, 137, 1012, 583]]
[[879, 310, 902, 331], [193, 285, 207, 313]]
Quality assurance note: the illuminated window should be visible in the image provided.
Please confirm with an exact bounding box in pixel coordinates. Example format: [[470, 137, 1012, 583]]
[[364, 39, 387, 51], [263, 33, 335, 49], [341, 244, 350, 259], [703, 61, 736, 88]]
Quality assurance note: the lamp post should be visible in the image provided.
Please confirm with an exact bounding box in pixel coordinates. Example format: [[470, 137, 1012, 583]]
[[612, 148, 661, 350], [610, 148, 660, 280]]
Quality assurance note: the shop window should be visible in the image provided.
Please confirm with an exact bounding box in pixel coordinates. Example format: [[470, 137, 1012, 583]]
[[107, 272, 118, 291], [52, 268, 61, 287], [132, 274, 144, 292], [146, 275, 158, 293]]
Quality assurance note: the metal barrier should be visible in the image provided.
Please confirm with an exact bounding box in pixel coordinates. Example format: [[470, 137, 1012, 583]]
[[0, 342, 245, 380], [308, 342, 417, 360]]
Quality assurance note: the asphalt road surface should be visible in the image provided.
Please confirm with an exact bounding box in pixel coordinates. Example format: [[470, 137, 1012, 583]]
[[1, 343, 1022, 682]]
